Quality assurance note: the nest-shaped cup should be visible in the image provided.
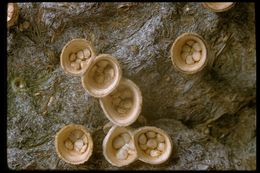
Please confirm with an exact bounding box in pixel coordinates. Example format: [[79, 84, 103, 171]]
[[170, 32, 208, 74], [99, 78, 142, 126], [55, 124, 93, 165], [103, 125, 138, 167], [60, 39, 96, 76], [81, 54, 122, 97]]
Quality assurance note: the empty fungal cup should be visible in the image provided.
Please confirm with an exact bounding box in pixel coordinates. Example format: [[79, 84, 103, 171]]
[[202, 2, 235, 12], [60, 39, 96, 76], [7, 3, 19, 28], [81, 54, 122, 97], [103, 125, 138, 167], [55, 124, 93, 165], [99, 78, 142, 126], [170, 32, 208, 74], [133, 126, 172, 165]]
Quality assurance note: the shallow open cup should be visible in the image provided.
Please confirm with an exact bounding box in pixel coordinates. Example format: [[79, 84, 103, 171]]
[[202, 2, 235, 12], [81, 54, 122, 98], [170, 32, 208, 74], [133, 126, 172, 165], [99, 78, 142, 126], [60, 39, 96, 76], [55, 124, 93, 165], [103, 125, 138, 167]]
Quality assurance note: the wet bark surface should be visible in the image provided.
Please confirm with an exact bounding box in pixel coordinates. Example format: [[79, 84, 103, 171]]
[[7, 2, 255, 170]]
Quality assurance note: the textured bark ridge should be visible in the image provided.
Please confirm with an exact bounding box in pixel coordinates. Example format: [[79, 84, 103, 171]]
[[7, 2, 255, 170]]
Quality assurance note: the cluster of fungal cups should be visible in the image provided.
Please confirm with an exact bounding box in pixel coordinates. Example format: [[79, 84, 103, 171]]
[[20, 2, 237, 168], [103, 125, 172, 167], [102, 123, 173, 167], [59, 38, 143, 166], [58, 39, 123, 165], [59, 38, 172, 167]]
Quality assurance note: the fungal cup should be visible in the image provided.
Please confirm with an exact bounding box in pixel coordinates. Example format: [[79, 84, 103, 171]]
[[170, 32, 208, 74], [99, 78, 142, 126], [103, 125, 138, 167], [82, 54, 122, 97], [60, 39, 96, 76], [55, 124, 93, 165]]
